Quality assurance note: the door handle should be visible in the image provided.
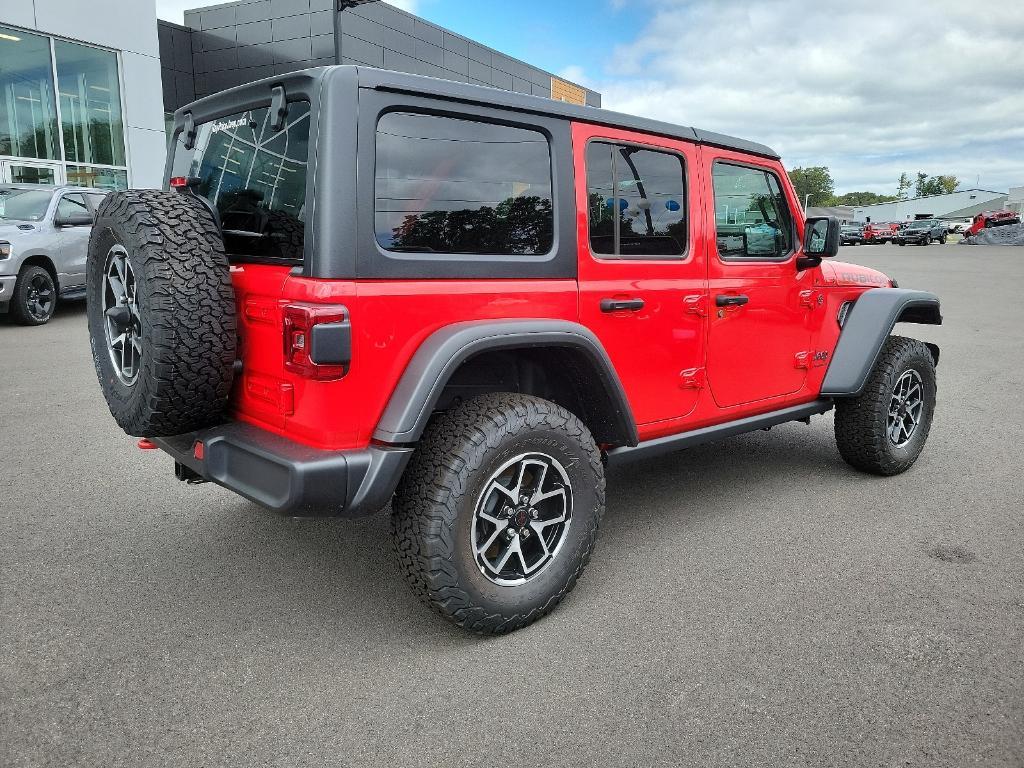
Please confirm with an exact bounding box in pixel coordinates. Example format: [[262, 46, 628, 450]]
[[715, 294, 749, 307], [600, 298, 645, 313]]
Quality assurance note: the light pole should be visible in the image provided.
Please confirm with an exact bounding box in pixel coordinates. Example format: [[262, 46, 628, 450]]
[[804, 193, 812, 211]]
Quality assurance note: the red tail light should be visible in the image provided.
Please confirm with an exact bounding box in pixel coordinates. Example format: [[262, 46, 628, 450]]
[[283, 304, 351, 381], [170, 176, 189, 189]]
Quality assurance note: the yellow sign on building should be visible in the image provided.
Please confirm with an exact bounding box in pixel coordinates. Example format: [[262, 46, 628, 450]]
[[550, 77, 587, 106]]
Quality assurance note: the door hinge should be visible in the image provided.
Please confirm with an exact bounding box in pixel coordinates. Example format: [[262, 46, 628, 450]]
[[679, 367, 706, 390], [799, 290, 824, 309], [683, 294, 707, 317], [795, 350, 830, 369]]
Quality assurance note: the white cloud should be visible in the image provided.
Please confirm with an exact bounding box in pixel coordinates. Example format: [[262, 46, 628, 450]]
[[582, 0, 1024, 194]]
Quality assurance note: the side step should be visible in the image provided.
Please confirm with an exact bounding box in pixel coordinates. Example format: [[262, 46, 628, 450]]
[[605, 400, 834, 466], [59, 287, 86, 300]]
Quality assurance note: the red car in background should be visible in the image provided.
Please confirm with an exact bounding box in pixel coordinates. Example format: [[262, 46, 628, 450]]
[[864, 222, 897, 243], [965, 210, 1021, 237]]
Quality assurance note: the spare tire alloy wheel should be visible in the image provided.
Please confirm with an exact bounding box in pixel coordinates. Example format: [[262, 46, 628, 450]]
[[472, 452, 573, 586], [101, 245, 141, 386]]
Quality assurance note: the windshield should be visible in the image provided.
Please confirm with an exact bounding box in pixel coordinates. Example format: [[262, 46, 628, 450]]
[[170, 101, 311, 263], [0, 188, 54, 221], [908, 220, 931, 229]]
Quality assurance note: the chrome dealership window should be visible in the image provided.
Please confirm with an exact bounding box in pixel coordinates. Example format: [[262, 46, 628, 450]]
[[171, 102, 311, 263], [0, 27, 60, 161]]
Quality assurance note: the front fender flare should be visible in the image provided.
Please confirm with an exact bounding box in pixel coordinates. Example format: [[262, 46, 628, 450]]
[[821, 288, 942, 397], [373, 319, 638, 446]]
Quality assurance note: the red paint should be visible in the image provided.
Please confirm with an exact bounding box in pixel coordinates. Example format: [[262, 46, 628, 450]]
[[137, 438, 158, 450], [224, 122, 888, 452]]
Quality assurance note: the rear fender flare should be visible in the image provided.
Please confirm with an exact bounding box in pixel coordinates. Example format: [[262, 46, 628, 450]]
[[821, 288, 942, 397], [373, 319, 638, 446]]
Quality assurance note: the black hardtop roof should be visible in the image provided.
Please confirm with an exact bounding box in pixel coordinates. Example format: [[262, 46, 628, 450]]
[[175, 65, 780, 161], [354, 66, 780, 160]]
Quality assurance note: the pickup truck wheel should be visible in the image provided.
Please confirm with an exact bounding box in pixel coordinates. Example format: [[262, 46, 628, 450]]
[[86, 190, 236, 437], [392, 393, 605, 634], [9, 265, 56, 325], [939, 234, 947, 244], [834, 336, 936, 476]]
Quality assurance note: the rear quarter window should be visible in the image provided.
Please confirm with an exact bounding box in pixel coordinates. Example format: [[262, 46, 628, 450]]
[[373, 112, 554, 256]]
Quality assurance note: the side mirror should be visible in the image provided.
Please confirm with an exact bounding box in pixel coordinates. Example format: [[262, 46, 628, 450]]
[[798, 216, 840, 269], [55, 211, 94, 227]]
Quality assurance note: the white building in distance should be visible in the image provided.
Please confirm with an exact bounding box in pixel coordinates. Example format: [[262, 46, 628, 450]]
[[854, 189, 1008, 223]]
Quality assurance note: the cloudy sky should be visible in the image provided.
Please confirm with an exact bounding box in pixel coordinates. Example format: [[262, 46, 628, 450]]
[[156, 0, 1024, 195]]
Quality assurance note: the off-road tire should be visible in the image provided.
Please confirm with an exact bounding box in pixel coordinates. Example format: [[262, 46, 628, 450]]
[[392, 393, 605, 634], [86, 190, 236, 437], [834, 336, 936, 476], [9, 265, 56, 325], [939, 234, 947, 244]]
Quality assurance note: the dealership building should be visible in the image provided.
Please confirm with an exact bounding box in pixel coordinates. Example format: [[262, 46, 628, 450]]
[[853, 188, 1009, 224], [1, 0, 599, 190]]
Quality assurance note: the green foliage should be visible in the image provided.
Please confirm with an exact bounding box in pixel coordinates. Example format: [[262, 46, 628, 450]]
[[833, 191, 899, 206], [914, 173, 960, 197], [897, 172, 912, 200], [788, 166, 835, 207]]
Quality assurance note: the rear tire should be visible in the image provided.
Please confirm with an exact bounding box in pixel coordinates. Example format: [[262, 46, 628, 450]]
[[9, 265, 56, 326], [834, 336, 936, 476], [392, 393, 605, 634], [86, 190, 237, 437]]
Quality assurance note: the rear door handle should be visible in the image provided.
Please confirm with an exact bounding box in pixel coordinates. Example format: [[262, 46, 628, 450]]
[[715, 294, 749, 307], [600, 298, 645, 313]]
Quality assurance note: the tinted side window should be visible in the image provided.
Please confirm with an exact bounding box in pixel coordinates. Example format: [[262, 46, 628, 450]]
[[586, 141, 686, 258], [374, 112, 553, 256], [711, 162, 793, 259], [56, 193, 88, 219]]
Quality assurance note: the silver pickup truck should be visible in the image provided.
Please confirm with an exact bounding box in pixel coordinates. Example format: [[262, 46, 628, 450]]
[[1, 184, 109, 325]]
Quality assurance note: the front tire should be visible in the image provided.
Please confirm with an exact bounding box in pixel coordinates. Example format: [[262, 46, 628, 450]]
[[10, 265, 56, 325], [834, 336, 936, 476], [392, 393, 605, 634]]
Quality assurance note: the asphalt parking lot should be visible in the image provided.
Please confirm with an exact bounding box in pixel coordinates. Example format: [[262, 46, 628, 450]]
[[2, 243, 1022, 767]]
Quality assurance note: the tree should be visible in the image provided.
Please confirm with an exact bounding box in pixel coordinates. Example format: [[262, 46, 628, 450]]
[[915, 172, 930, 197], [896, 173, 912, 200], [833, 191, 899, 206], [788, 166, 835, 208], [935, 175, 960, 194], [913, 173, 961, 197]]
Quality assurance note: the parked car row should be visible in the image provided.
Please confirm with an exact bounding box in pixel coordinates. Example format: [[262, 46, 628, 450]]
[[0, 184, 108, 325]]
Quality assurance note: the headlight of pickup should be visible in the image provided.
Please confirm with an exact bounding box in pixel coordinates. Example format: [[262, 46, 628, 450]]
[[0, 242, 11, 259]]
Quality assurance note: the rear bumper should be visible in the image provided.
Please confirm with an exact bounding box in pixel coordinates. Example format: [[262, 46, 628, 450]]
[[154, 422, 412, 517]]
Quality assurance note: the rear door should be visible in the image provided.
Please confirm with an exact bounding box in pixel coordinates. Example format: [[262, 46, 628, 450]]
[[574, 123, 707, 430], [703, 151, 812, 408]]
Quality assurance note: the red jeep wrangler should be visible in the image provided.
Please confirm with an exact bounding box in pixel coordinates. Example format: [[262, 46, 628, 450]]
[[965, 210, 1021, 237], [86, 67, 941, 633]]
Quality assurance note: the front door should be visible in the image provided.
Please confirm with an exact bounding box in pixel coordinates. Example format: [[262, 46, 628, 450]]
[[54, 192, 93, 291], [0, 160, 64, 185], [704, 151, 812, 408], [574, 123, 707, 429]]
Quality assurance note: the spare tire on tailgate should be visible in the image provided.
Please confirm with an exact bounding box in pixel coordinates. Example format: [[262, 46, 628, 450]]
[[87, 190, 237, 437]]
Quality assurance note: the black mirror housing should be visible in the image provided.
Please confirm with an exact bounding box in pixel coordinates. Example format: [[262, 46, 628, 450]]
[[799, 216, 840, 268]]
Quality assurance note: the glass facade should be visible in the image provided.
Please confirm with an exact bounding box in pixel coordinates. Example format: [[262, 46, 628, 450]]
[[0, 25, 128, 190]]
